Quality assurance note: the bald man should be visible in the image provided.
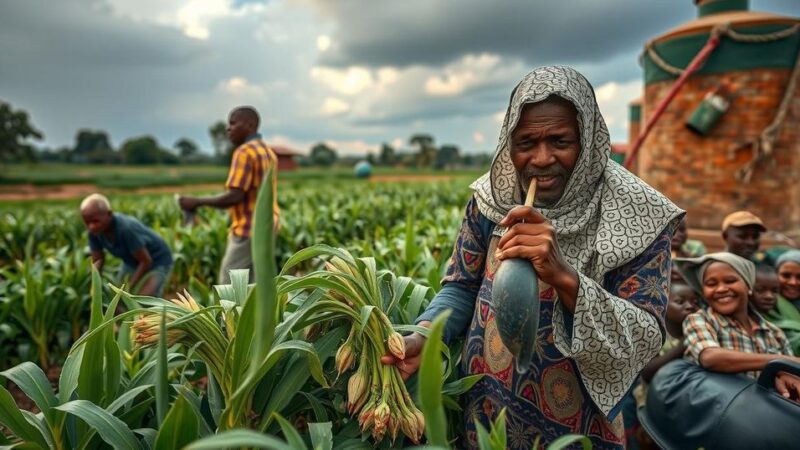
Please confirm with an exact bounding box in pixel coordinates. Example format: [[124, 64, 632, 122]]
[[81, 193, 173, 297], [179, 106, 279, 284]]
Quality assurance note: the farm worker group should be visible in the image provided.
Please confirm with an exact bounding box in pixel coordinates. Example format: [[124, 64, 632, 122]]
[[80, 105, 278, 294]]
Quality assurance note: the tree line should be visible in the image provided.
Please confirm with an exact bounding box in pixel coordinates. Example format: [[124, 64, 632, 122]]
[[1, 100, 492, 169], [304, 135, 491, 169]]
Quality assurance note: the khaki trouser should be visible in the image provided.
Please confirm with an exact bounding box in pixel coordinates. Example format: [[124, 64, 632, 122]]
[[218, 234, 253, 284]]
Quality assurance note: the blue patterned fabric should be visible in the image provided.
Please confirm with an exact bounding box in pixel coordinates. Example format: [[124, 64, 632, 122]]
[[419, 196, 673, 449]]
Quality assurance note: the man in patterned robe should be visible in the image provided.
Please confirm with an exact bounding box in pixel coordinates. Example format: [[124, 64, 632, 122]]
[[383, 66, 683, 449]]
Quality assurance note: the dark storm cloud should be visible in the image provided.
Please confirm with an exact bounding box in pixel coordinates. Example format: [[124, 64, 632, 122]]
[[314, 0, 800, 69], [1, 0, 797, 153], [0, 0, 207, 73], [0, 0, 215, 146], [313, 0, 691, 68], [0, 0, 313, 148]]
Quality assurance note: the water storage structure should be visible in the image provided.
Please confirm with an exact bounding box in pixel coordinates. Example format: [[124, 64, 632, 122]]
[[631, 0, 800, 239]]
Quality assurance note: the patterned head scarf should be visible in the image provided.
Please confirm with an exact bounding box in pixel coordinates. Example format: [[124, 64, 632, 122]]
[[471, 66, 683, 280], [674, 252, 756, 299], [776, 249, 800, 270]]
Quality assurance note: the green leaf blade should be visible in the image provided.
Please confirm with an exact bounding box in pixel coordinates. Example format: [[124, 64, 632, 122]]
[[184, 430, 293, 450], [55, 400, 141, 450], [0, 386, 49, 449], [153, 394, 199, 450], [0, 362, 58, 425], [418, 309, 451, 448]]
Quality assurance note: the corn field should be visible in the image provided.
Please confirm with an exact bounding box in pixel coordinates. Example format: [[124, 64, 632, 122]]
[[0, 176, 589, 449]]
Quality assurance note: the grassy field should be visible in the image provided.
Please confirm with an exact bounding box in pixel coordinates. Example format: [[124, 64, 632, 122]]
[[0, 163, 487, 190]]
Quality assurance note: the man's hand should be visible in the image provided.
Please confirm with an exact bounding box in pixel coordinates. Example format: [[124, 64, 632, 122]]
[[775, 371, 800, 401], [381, 322, 430, 381], [178, 196, 200, 211], [496, 206, 578, 292]]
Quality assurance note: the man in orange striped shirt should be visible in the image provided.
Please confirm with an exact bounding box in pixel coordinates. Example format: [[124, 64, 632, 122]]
[[179, 106, 279, 284]]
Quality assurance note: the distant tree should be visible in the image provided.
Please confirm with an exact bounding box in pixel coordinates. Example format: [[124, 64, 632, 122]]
[[378, 142, 396, 166], [74, 130, 112, 155], [71, 129, 117, 163], [409, 133, 436, 168], [209, 121, 231, 164], [310, 142, 338, 167], [366, 151, 376, 165], [121, 136, 178, 165], [174, 138, 200, 158], [435, 144, 461, 170], [409, 133, 434, 150], [0, 101, 43, 164]]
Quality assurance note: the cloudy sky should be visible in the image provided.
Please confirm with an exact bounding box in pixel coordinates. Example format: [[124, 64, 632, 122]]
[[1, 0, 798, 156]]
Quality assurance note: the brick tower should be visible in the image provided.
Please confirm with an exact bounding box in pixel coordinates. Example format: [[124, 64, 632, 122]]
[[633, 0, 800, 243]]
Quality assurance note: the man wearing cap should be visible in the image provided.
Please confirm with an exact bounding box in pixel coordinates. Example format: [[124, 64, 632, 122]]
[[721, 210, 768, 265]]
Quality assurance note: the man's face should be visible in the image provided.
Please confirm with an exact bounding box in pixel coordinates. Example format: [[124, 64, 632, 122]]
[[81, 205, 112, 235], [752, 272, 779, 314], [227, 112, 251, 147], [510, 99, 580, 208], [723, 225, 761, 259]]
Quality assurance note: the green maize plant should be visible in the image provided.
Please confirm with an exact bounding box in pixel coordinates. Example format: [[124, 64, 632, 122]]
[[278, 244, 444, 445], [0, 265, 190, 449], [0, 242, 93, 368]]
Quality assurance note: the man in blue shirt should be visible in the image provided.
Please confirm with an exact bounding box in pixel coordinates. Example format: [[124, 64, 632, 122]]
[[81, 193, 173, 297]]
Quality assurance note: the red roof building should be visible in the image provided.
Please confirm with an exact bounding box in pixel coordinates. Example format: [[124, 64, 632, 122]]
[[270, 145, 298, 171]]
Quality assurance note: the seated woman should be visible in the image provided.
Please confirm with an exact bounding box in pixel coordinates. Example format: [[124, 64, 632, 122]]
[[675, 252, 800, 400]]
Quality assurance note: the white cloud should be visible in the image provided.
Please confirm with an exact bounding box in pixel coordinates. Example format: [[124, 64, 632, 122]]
[[320, 97, 350, 116], [310, 66, 375, 96], [472, 131, 485, 144], [217, 76, 265, 97], [316, 34, 331, 52], [108, 0, 235, 40], [176, 0, 231, 39], [594, 79, 642, 136], [424, 53, 505, 97]]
